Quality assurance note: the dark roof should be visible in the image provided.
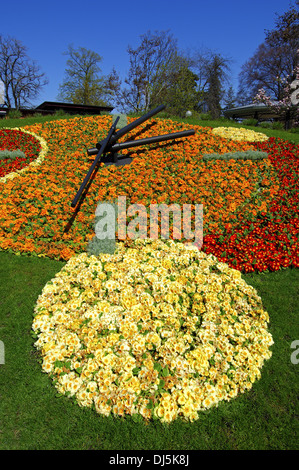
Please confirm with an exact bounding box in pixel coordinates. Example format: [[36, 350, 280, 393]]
[[223, 103, 278, 120], [35, 101, 113, 114]]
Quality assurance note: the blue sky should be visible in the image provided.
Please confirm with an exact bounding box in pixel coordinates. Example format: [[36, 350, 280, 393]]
[[1, 0, 293, 110]]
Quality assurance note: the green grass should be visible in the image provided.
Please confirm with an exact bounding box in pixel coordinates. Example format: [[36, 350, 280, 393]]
[[180, 116, 299, 145], [0, 112, 94, 129], [1, 111, 298, 144], [0, 250, 298, 450]]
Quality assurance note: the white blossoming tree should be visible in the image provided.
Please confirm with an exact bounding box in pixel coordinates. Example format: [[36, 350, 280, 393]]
[[253, 48, 299, 129]]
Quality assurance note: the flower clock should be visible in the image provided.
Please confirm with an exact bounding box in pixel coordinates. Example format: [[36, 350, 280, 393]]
[[0, 127, 48, 182], [32, 238, 274, 423], [0, 118, 285, 423], [0, 116, 297, 271]]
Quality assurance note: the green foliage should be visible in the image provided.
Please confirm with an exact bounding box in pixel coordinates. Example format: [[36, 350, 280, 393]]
[[57, 45, 109, 106], [272, 121, 284, 130], [0, 149, 26, 160], [203, 53, 232, 120], [242, 118, 258, 126], [199, 112, 212, 120], [54, 109, 71, 117], [7, 109, 22, 119], [157, 65, 201, 117], [202, 150, 269, 161], [258, 121, 285, 131], [0, 112, 87, 129], [259, 121, 273, 129]]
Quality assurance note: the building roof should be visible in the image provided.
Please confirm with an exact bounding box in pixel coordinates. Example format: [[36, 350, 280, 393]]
[[223, 103, 277, 120], [35, 101, 113, 114]]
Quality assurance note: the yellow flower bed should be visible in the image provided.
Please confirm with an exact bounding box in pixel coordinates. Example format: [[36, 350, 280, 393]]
[[0, 128, 48, 183], [32, 239, 273, 423], [212, 127, 269, 142]]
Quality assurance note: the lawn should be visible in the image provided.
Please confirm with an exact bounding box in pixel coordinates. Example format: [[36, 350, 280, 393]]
[[0, 113, 298, 451]]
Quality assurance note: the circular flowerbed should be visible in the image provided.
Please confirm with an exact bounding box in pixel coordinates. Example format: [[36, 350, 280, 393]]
[[32, 239, 274, 423], [212, 127, 269, 142], [0, 127, 48, 182]]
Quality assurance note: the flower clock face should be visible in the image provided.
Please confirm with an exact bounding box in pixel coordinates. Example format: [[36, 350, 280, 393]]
[[32, 239, 274, 423], [0, 116, 298, 272], [0, 127, 48, 182]]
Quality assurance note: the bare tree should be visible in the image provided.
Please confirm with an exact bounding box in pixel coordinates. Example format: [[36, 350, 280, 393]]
[[237, 3, 299, 104], [0, 35, 48, 109], [57, 45, 110, 106], [108, 30, 179, 113]]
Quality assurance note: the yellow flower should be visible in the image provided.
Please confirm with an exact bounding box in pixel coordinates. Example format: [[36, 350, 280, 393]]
[[211, 126, 269, 142], [33, 238, 273, 423]]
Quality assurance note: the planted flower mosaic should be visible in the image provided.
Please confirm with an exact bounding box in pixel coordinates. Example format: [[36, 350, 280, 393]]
[[0, 116, 298, 272], [32, 239, 274, 423], [0, 127, 48, 182], [1, 116, 291, 423], [211, 127, 270, 142]]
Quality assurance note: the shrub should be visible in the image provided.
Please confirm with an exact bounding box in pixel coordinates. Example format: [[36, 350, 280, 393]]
[[7, 109, 22, 119], [259, 121, 273, 129], [54, 109, 70, 117], [272, 121, 284, 130], [185, 110, 201, 120], [242, 118, 258, 126], [199, 113, 212, 120], [0, 149, 26, 160], [202, 150, 269, 161]]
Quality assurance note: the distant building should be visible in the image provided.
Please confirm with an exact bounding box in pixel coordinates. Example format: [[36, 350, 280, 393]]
[[35, 101, 113, 115], [223, 103, 278, 121], [223, 103, 297, 129], [0, 101, 114, 118]]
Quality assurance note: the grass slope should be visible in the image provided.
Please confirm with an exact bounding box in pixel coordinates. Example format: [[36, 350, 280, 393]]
[[1, 112, 299, 144]]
